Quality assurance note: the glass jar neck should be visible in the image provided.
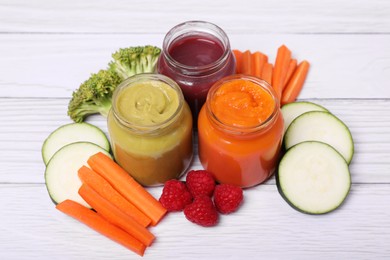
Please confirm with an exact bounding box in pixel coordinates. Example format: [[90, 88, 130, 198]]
[[161, 20, 232, 76], [111, 73, 185, 136], [205, 75, 281, 137]]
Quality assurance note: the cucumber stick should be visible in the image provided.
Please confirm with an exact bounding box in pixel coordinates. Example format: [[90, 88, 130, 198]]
[[45, 142, 112, 208], [277, 141, 351, 214], [42, 122, 110, 165], [284, 111, 354, 164]]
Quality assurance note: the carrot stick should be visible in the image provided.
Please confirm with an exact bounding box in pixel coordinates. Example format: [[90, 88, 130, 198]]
[[87, 152, 167, 226], [241, 50, 252, 75], [281, 60, 310, 105], [272, 45, 292, 100], [78, 166, 151, 227], [261, 62, 273, 86], [232, 49, 243, 74], [56, 200, 146, 256], [283, 58, 297, 90], [251, 51, 268, 78], [79, 184, 155, 247]]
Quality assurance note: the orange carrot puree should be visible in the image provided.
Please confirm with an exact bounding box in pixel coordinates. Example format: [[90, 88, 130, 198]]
[[210, 79, 275, 127], [198, 75, 284, 187]]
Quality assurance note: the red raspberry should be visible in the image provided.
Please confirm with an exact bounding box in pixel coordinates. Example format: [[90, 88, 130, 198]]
[[186, 170, 216, 197], [159, 180, 192, 212], [184, 195, 219, 227], [213, 184, 243, 214]]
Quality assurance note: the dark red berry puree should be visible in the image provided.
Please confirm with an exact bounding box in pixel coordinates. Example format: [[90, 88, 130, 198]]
[[168, 36, 224, 67]]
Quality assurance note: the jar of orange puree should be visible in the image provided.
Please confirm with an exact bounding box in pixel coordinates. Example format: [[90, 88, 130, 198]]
[[107, 74, 193, 186], [198, 75, 284, 188]]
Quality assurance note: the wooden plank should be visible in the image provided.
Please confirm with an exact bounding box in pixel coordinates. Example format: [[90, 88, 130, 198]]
[[0, 0, 389, 33], [0, 98, 389, 184], [0, 34, 163, 98], [1, 34, 390, 99], [0, 183, 389, 259]]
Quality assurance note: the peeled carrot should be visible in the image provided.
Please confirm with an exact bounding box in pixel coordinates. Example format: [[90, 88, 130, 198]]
[[281, 60, 310, 105], [87, 152, 167, 226], [261, 63, 273, 85], [79, 184, 155, 247], [251, 51, 268, 78], [272, 45, 292, 100], [241, 50, 252, 75], [232, 49, 243, 74], [56, 200, 146, 256], [283, 58, 297, 90], [78, 166, 151, 227]]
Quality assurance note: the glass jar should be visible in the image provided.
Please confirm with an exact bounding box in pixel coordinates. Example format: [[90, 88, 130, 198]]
[[107, 73, 193, 186], [157, 20, 236, 123], [198, 75, 284, 188]]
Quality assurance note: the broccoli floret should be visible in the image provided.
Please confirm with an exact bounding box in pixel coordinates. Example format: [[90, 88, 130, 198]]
[[67, 45, 161, 123], [109, 45, 161, 80], [67, 69, 122, 123]]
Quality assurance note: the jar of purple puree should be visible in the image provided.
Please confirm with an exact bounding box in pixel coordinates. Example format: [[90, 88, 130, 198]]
[[157, 21, 236, 124]]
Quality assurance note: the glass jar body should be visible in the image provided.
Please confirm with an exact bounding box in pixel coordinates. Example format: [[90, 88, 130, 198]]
[[198, 75, 284, 188], [157, 21, 236, 122], [107, 74, 193, 186]]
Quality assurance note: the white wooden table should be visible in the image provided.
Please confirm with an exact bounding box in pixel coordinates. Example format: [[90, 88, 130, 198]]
[[1, 0, 390, 259]]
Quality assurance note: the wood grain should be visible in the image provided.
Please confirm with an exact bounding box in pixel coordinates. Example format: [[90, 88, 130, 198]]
[[1, 34, 390, 99], [0, 184, 389, 259], [1, 0, 389, 33]]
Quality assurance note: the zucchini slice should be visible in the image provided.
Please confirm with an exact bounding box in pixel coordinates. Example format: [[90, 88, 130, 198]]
[[284, 111, 354, 164], [42, 122, 110, 165], [44, 142, 112, 208], [277, 141, 351, 214], [281, 101, 328, 133]]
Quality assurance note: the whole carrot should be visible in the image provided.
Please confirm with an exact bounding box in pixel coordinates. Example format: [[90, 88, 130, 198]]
[[56, 200, 146, 256], [281, 60, 310, 105]]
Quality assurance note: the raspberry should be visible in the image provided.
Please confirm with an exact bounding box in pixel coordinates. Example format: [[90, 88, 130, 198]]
[[213, 184, 243, 214], [159, 180, 192, 212], [184, 195, 219, 227], [186, 170, 216, 197]]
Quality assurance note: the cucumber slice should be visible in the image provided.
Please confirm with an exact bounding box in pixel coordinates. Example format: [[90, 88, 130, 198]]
[[284, 111, 354, 164], [277, 141, 351, 214], [281, 101, 328, 133], [45, 142, 112, 208], [42, 122, 110, 165]]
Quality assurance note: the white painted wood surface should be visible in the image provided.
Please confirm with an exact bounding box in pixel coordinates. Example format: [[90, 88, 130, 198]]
[[1, 0, 390, 259]]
